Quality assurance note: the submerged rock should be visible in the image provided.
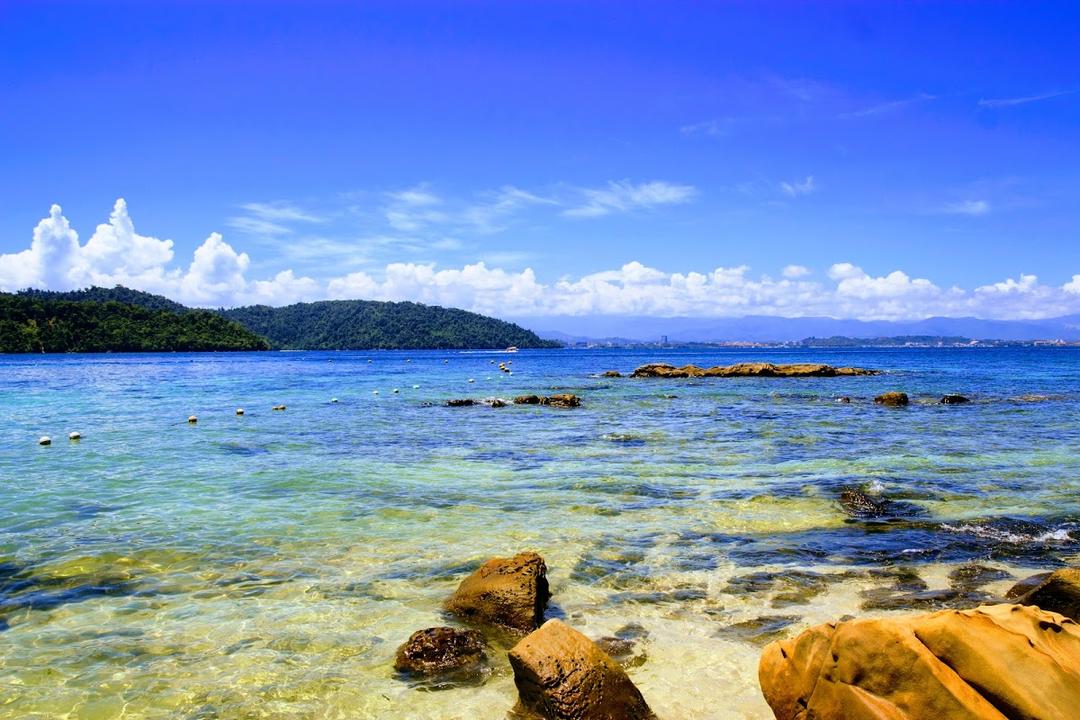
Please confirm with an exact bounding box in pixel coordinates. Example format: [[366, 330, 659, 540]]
[[759, 604, 1080, 720], [446, 398, 477, 407], [514, 395, 544, 405], [393, 626, 488, 686], [508, 619, 656, 720], [1010, 567, 1080, 621], [874, 391, 909, 406], [512, 394, 581, 408], [838, 488, 924, 521], [716, 615, 802, 645], [940, 394, 970, 404], [593, 623, 649, 669], [601, 370, 622, 378], [445, 551, 550, 633], [630, 362, 878, 378]]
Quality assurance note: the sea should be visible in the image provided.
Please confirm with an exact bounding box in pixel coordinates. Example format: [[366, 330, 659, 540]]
[[2, 347, 1079, 719]]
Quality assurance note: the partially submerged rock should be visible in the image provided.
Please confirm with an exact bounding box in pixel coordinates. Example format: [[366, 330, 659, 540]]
[[1010, 567, 1080, 621], [513, 394, 581, 408], [759, 603, 1080, 720], [446, 398, 477, 407], [630, 362, 878, 378], [601, 370, 622, 378], [445, 551, 550, 633], [593, 623, 649, 669], [509, 619, 656, 720], [941, 394, 970, 404], [874, 391, 909, 406], [394, 626, 488, 686]]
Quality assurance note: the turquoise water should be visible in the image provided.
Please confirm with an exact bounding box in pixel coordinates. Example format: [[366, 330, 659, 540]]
[[2, 348, 1079, 718]]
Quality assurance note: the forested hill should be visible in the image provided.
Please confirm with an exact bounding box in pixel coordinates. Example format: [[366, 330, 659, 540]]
[[0, 294, 269, 353], [17, 286, 188, 313], [220, 300, 561, 350]]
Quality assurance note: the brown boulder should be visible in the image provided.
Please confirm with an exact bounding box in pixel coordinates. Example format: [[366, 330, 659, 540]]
[[544, 393, 581, 408], [508, 619, 656, 720], [514, 395, 544, 405], [601, 370, 622, 378], [874, 391, 909, 406], [759, 603, 1080, 720], [394, 626, 487, 683], [1010, 568, 1080, 621], [445, 551, 550, 633]]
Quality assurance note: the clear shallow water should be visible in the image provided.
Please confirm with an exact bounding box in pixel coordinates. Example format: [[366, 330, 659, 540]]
[[1, 347, 1079, 719]]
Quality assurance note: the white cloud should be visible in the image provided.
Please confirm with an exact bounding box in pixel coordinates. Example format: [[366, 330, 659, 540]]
[[978, 89, 1076, 108], [782, 264, 810, 278], [780, 176, 815, 197], [942, 200, 990, 216], [840, 93, 937, 118], [563, 180, 697, 218], [2, 200, 1080, 321]]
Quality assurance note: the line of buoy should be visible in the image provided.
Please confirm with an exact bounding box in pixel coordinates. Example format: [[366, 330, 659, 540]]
[[69, 431, 81, 441], [38, 436, 51, 446]]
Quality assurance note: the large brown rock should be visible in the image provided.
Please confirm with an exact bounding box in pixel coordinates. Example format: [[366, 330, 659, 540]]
[[393, 626, 487, 682], [508, 619, 656, 720], [759, 604, 1080, 720], [445, 551, 550, 633], [1010, 568, 1080, 621], [544, 393, 580, 408], [631, 362, 877, 378]]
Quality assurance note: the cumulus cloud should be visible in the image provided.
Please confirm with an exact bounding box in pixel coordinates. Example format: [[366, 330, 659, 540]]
[[563, 180, 697, 218], [2, 199, 1080, 320], [780, 176, 815, 197], [782, 264, 810, 278]]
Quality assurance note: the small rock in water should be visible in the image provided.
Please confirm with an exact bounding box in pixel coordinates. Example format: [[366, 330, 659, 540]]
[[446, 399, 476, 407], [38, 436, 52, 446], [835, 396, 852, 403], [602, 370, 622, 377], [68, 431, 81, 441], [393, 626, 488, 687], [940, 394, 970, 404], [272, 404, 286, 411], [874, 391, 909, 406]]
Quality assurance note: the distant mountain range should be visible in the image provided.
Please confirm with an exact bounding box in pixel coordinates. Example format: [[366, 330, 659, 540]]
[[516, 314, 1080, 343]]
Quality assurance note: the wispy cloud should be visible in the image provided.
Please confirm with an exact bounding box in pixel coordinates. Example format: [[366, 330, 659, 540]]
[[840, 93, 937, 118], [680, 118, 737, 137], [384, 184, 448, 232], [782, 264, 810, 278], [978, 89, 1076, 108], [563, 180, 697, 218], [780, 176, 815, 197], [942, 199, 990, 216], [228, 202, 325, 236], [462, 186, 554, 233]]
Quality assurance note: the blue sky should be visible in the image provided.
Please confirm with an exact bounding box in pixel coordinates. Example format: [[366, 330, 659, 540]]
[[1, 1, 1079, 319]]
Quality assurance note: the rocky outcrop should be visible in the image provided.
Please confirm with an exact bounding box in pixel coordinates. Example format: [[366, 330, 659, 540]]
[[508, 619, 656, 720], [445, 551, 550, 633], [446, 398, 477, 407], [1009, 568, 1080, 622], [512, 394, 581, 408], [759, 603, 1080, 720], [630, 362, 878, 378], [394, 626, 487, 683], [941, 394, 970, 404], [874, 391, 909, 406]]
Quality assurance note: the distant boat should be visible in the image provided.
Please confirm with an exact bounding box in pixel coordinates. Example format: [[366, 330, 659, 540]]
[[505, 346, 519, 352]]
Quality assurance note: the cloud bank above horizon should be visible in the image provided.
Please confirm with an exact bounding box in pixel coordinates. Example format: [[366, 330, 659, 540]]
[[3, 199, 1080, 322]]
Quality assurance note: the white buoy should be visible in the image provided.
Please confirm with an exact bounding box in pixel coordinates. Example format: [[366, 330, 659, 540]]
[[331, 398, 339, 403], [188, 416, 198, 424], [68, 431, 81, 440], [38, 436, 51, 446], [236, 408, 245, 416], [393, 388, 400, 394], [412, 384, 420, 389], [468, 378, 476, 383], [373, 390, 380, 395]]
